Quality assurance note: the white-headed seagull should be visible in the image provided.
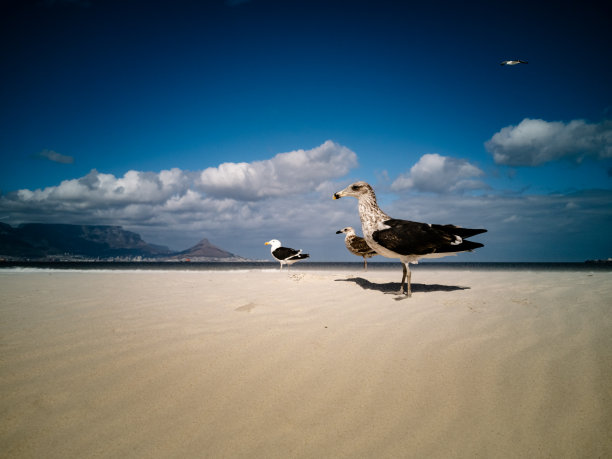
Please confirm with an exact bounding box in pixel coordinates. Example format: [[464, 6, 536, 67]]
[[265, 239, 309, 269], [333, 181, 486, 296]]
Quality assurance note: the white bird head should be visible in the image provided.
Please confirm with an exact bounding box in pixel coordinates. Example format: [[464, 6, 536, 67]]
[[264, 239, 281, 250]]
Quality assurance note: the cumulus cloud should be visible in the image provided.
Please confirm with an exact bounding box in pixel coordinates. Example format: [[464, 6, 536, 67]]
[[391, 153, 486, 194], [14, 168, 190, 209], [5, 138, 610, 261], [33, 149, 74, 164], [0, 141, 359, 254], [485, 118, 612, 166], [197, 140, 358, 200]]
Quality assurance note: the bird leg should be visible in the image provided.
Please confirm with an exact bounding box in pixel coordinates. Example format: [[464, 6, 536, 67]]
[[363, 258, 368, 270], [399, 262, 412, 296]]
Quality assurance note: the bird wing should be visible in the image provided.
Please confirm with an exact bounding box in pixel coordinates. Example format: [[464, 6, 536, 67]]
[[372, 219, 484, 255], [350, 236, 377, 255], [273, 246, 301, 260], [431, 224, 487, 239]]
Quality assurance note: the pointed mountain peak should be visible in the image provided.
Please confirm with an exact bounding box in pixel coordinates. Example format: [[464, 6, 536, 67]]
[[179, 238, 234, 258]]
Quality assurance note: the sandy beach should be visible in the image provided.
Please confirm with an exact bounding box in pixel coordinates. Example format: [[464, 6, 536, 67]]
[[1, 267, 611, 458]]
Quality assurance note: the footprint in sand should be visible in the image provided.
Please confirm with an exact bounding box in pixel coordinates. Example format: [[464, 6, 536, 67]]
[[235, 302, 257, 312]]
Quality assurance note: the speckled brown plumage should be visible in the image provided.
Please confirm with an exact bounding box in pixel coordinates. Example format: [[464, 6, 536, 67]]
[[336, 226, 377, 269]]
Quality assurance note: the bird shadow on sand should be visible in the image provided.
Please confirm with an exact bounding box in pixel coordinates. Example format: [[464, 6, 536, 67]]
[[335, 277, 469, 297]]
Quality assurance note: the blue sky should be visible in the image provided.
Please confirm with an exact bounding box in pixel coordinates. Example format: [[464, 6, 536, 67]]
[[1, 0, 611, 261]]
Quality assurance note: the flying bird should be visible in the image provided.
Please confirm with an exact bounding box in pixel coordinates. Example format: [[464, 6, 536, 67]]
[[336, 226, 378, 270], [500, 59, 528, 66], [333, 181, 486, 296], [265, 239, 309, 269]]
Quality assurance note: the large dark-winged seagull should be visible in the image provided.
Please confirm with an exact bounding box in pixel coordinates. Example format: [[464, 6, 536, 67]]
[[333, 181, 486, 296], [500, 59, 528, 66], [336, 226, 378, 270], [265, 239, 309, 269]]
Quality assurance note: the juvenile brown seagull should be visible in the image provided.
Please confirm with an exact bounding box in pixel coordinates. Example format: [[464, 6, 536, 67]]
[[333, 181, 486, 296], [336, 226, 378, 270], [265, 239, 309, 269]]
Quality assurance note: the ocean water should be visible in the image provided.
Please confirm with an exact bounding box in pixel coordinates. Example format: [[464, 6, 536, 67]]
[[1, 261, 611, 272]]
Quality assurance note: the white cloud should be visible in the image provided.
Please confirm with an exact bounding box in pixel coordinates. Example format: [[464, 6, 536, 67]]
[[14, 168, 191, 208], [391, 153, 486, 193], [4, 140, 612, 261], [0, 141, 359, 255], [197, 140, 358, 200], [485, 118, 612, 166]]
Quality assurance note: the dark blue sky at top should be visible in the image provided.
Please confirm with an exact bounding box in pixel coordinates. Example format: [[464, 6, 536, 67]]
[[0, 0, 611, 261], [2, 0, 609, 186]]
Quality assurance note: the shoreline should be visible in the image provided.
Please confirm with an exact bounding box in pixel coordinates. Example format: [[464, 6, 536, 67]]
[[1, 260, 611, 273], [1, 269, 611, 458]]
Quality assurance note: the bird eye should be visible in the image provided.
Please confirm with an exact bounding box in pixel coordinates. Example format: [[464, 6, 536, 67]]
[[351, 185, 361, 191]]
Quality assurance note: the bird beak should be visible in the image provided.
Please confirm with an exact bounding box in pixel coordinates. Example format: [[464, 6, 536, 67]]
[[264, 242, 270, 245], [333, 185, 352, 199], [335, 230, 342, 234]]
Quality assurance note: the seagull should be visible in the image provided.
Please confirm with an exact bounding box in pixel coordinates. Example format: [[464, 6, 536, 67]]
[[333, 181, 486, 296], [336, 227, 378, 270], [500, 59, 528, 66], [265, 239, 309, 269]]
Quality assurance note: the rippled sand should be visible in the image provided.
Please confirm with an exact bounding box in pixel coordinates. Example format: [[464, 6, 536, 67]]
[[1, 269, 611, 458]]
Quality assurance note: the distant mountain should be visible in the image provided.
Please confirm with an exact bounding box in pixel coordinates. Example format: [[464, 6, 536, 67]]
[[0, 223, 173, 259], [0, 223, 244, 261], [175, 238, 236, 259]]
